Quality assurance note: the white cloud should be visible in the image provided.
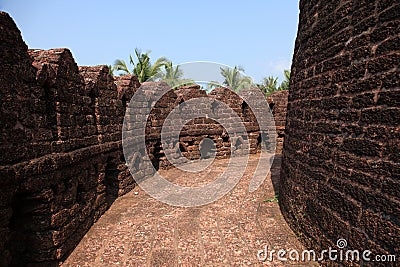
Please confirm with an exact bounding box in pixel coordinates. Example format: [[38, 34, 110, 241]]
[[263, 59, 292, 82]]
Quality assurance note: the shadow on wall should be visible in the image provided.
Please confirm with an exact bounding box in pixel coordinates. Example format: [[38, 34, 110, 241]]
[[279, 1, 400, 266], [104, 156, 120, 206], [0, 11, 139, 266]]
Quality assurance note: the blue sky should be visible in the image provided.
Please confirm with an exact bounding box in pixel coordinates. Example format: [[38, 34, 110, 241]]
[[1, 0, 300, 83]]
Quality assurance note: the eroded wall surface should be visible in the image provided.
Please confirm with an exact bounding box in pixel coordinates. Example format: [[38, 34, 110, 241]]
[[267, 90, 289, 154], [280, 1, 399, 266], [0, 12, 137, 266]]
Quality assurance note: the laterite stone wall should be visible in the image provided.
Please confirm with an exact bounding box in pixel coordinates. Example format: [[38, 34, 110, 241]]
[[141, 84, 263, 170], [0, 12, 138, 266], [279, 1, 399, 266], [267, 90, 289, 154]]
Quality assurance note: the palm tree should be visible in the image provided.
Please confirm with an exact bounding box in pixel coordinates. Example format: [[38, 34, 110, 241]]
[[209, 66, 253, 92], [155, 61, 195, 89], [159, 61, 183, 80], [279, 69, 291, 91], [113, 48, 169, 83], [258, 76, 278, 95], [257, 69, 291, 96], [107, 65, 115, 76]]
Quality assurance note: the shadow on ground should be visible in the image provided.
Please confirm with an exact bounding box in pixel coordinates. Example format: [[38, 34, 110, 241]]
[[62, 154, 318, 266]]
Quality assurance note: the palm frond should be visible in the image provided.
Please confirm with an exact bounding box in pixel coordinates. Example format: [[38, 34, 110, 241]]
[[219, 65, 252, 91], [113, 59, 130, 74], [208, 81, 223, 89]]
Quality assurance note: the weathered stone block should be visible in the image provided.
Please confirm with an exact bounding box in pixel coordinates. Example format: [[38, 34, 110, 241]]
[[279, 1, 400, 266]]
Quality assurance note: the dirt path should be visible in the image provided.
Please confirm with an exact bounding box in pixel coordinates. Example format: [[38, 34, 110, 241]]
[[62, 155, 318, 266]]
